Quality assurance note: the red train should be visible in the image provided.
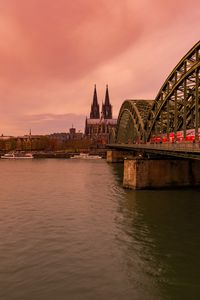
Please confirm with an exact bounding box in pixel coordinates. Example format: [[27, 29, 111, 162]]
[[150, 129, 200, 143]]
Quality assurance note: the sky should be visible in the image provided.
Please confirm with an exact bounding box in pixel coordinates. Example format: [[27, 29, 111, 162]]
[[0, 0, 200, 135]]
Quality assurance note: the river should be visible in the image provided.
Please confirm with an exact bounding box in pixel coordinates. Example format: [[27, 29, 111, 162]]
[[0, 159, 200, 300]]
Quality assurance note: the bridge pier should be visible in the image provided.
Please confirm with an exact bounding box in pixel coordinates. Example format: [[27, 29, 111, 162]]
[[123, 158, 200, 189], [107, 150, 127, 163]]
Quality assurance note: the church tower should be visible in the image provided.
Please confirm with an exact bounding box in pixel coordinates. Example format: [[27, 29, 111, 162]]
[[102, 85, 112, 119], [90, 85, 100, 119], [85, 85, 117, 138]]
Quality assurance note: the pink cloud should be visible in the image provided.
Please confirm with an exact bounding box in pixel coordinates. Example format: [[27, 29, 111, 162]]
[[0, 0, 192, 83], [0, 0, 199, 134], [0, 0, 142, 82]]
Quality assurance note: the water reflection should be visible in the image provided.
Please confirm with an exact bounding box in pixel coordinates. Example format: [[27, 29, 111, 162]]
[[1, 160, 200, 300], [110, 162, 200, 299]]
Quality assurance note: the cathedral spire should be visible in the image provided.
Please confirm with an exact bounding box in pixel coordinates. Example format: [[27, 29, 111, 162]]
[[93, 84, 98, 106], [105, 84, 110, 106], [90, 84, 100, 119], [102, 85, 112, 119]]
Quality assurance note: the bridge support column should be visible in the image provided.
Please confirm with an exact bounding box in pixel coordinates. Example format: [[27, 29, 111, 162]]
[[107, 150, 126, 163], [123, 158, 200, 189]]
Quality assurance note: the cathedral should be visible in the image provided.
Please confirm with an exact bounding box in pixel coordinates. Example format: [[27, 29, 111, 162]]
[[85, 85, 117, 142]]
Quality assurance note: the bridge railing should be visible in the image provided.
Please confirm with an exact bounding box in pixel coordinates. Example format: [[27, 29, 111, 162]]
[[112, 142, 200, 153]]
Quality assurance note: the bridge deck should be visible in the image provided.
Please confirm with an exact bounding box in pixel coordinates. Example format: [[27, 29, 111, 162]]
[[108, 143, 200, 160]]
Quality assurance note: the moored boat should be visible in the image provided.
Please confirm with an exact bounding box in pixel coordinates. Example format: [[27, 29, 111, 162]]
[[70, 153, 102, 159], [1, 152, 34, 159]]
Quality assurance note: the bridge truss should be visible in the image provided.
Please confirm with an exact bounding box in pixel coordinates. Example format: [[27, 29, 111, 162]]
[[113, 41, 200, 144]]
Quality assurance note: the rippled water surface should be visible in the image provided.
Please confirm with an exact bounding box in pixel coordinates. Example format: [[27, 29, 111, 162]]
[[0, 159, 200, 300]]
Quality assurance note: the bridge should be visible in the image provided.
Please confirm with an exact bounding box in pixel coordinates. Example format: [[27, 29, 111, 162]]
[[107, 41, 200, 189]]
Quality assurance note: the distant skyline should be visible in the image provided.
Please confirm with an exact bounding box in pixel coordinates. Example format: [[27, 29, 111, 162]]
[[0, 0, 200, 135]]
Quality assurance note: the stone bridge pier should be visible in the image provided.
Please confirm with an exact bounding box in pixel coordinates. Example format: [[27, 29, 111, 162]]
[[107, 150, 200, 189], [106, 149, 130, 163]]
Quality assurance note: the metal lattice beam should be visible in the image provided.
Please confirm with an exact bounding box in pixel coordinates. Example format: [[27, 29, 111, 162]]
[[145, 41, 200, 141], [114, 100, 153, 143], [111, 41, 200, 145]]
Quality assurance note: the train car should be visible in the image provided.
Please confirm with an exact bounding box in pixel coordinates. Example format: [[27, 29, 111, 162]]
[[150, 128, 200, 144]]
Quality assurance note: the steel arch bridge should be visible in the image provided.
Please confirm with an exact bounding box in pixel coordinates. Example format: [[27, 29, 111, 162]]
[[112, 41, 200, 145]]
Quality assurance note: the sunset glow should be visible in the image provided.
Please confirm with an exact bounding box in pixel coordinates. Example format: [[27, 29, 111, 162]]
[[0, 0, 200, 135]]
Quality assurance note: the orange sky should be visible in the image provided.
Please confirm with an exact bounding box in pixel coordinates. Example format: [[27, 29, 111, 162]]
[[0, 0, 200, 135]]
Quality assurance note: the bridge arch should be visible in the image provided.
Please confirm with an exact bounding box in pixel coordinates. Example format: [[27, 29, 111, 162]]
[[113, 41, 200, 144], [114, 100, 153, 143], [144, 41, 200, 142]]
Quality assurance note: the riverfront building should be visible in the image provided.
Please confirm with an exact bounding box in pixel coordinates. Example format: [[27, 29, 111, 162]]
[[85, 85, 117, 142]]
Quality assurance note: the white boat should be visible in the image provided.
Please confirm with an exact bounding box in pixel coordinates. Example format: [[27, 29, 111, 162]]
[[1, 152, 34, 159], [71, 153, 102, 159]]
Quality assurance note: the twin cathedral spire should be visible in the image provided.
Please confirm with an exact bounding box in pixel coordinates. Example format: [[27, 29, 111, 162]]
[[90, 85, 112, 119], [85, 85, 117, 137]]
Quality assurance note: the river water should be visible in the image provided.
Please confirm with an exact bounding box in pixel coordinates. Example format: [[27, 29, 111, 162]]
[[0, 159, 200, 300]]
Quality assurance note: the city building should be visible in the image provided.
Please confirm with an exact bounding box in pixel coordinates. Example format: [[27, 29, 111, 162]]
[[49, 127, 84, 141], [85, 85, 117, 142]]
